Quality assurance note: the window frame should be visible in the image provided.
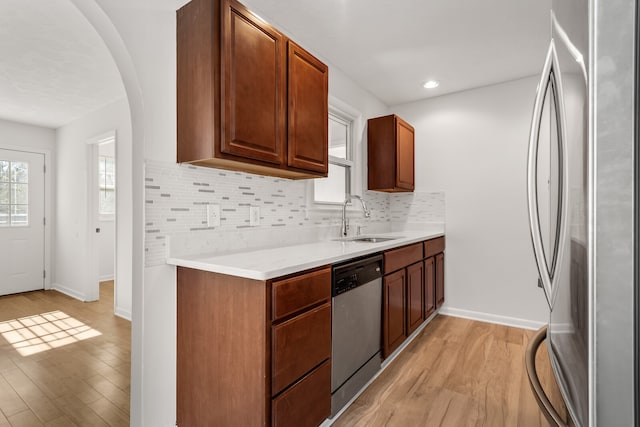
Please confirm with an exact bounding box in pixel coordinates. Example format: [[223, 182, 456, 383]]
[[0, 160, 30, 227], [308, 96, 363, 212], [98, 154, 116, 219]]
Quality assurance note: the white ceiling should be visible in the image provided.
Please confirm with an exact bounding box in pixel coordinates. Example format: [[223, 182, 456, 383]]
[[0, 0, 550, 129], [243, 0, 551, 106], [0, 0, 125, 129]]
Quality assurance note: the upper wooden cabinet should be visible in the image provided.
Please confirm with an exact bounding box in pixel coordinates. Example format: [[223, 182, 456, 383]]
[[287, 42, 329, 173], [367, 114, 415, 192], [177, 0, 328, 179]]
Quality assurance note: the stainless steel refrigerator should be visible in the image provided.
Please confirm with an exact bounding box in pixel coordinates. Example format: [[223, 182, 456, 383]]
[[525, 0, 637, 426]]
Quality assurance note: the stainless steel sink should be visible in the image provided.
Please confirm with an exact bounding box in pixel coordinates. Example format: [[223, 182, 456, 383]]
[[339, 236, 402, 243]]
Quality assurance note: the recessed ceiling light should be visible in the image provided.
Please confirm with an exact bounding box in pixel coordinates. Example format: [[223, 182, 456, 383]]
[[423, 80, 440, 89]]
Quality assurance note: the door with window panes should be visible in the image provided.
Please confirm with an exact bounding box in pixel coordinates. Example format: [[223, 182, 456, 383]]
[[0, 149, 45, 295]]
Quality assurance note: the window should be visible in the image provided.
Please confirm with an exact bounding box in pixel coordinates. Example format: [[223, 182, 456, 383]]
[[314, 112, 354, 204], [99, 155, 115, 216], [0, 160, 28, 226]]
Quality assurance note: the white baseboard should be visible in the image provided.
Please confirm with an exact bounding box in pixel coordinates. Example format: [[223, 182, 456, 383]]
[[50, 283, 86, 302], [114, 306, 132, 321], [99, 274, 115, 282], [439, 306, 546, 331]]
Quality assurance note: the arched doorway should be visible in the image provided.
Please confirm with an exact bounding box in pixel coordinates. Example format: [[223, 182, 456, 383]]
[[0, 0, 144, 424]]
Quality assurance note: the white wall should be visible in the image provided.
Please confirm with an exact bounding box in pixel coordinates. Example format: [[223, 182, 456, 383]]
[[0, 118, 56, 151], [393, 76, 548, 327], [97, 220, 115, 280], [54, 98, 132, 319], [0, 119, 56, 285]]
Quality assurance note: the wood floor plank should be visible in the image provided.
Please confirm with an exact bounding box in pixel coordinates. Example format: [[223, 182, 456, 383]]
[[0, 408, 9, 426], [334, 315, 560, 427], [85, 375, 130, 415], [3, 361, 64, 423], [54, 394, 109, 427], [87, 397, 129, 427], [0, 282, 130, 427], [0, 374, 28, 418], [6, 410, 43, 427], [44, 415, 77, 427]]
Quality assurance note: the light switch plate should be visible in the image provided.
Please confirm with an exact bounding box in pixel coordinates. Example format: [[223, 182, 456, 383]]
[[207, 204, 221, 227], [250, 206, 260, 226]]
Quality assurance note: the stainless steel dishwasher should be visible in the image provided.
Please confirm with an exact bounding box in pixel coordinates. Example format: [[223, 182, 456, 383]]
[[331, 254, 383, 417]]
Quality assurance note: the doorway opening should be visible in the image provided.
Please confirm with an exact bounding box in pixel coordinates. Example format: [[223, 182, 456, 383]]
[[0, 0, 138, 424]]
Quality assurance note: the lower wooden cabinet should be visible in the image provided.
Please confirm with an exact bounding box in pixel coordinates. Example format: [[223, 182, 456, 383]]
[[272, 361, 331, 427], [272, 303, 331, 395], [436, 253, 445, 308], [424, 256, 435, 319], [382, 237, 445, 359], [406, 261, 424, 335], [383, 269, 406, 357], [177, 265, 331, 427]]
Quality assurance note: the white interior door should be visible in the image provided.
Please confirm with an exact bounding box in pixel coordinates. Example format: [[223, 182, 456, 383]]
[[0, 149, 45, 295]]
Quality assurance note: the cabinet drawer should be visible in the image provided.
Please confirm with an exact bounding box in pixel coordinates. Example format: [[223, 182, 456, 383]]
[[424, 237, 445, 258], [272, 267, 331, 321], [272, 303, 331, 395], [272, 360, 330, 427], [384, 242, 423, 274]]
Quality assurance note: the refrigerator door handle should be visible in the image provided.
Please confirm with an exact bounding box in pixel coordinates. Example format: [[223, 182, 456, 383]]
[[525, 326, 568, 427], [526, 40, 569, 309]]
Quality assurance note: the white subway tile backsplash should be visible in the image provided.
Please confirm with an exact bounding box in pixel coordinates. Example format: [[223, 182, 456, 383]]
[[145, 160, 445, 267]]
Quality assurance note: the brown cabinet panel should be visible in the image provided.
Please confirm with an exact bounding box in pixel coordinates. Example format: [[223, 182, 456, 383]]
[[383, 270, 406, 358], [272, 303, 331, 395], [272, 266, 330, 321], [287, 41, 328, 174], [424, 257, 435, 319], [367, 114, 415, 192], [176, 0, 218, 163], [395, 118, 415, 190], [406, 261, 424, 335], [177, 0, 328, 179], [424, 236, 445, 258], [177, 267, 269, 427], [384, 242, 423, 274], [272, 360, 331, 427], [221, 0, 286, 164], [436, 253, 445, 308]]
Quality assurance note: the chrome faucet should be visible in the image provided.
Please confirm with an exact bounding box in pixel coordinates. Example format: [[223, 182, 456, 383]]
[[341, 195, 371, 237]]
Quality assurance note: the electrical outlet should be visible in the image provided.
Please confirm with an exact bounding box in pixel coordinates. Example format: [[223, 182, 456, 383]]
[[207, 204, 221, 227], [250, 206, 260, 226]]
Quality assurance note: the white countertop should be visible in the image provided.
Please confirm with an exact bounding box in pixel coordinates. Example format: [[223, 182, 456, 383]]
[[166, 230, 444, 280]]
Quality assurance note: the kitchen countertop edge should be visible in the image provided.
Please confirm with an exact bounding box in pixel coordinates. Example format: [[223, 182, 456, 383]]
[[166, 230, 444, 281]]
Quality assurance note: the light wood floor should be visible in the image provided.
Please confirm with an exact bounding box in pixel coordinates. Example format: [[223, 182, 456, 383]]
[[0, 282, 131, 427], [334, 315, 566, 427]]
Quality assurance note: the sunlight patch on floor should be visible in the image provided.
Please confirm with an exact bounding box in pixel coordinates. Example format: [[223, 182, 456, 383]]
[[0, 310, 102, 356]]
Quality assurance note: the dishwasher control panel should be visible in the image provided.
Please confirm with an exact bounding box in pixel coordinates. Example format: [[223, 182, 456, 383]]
[[332, 254, 383, 297]]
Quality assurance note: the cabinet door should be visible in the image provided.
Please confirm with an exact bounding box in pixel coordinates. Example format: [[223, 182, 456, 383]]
[[424, 257, 435, 319], [221, 0, 286, 165], [287, 41, 328, 174], [383, 270, 406, 358], [272, 303, 331, 395], [272, 360, 331, 427], [406, 261, 424, 335], [395, 117, 415, 190], [436, 253, 445, 308]]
